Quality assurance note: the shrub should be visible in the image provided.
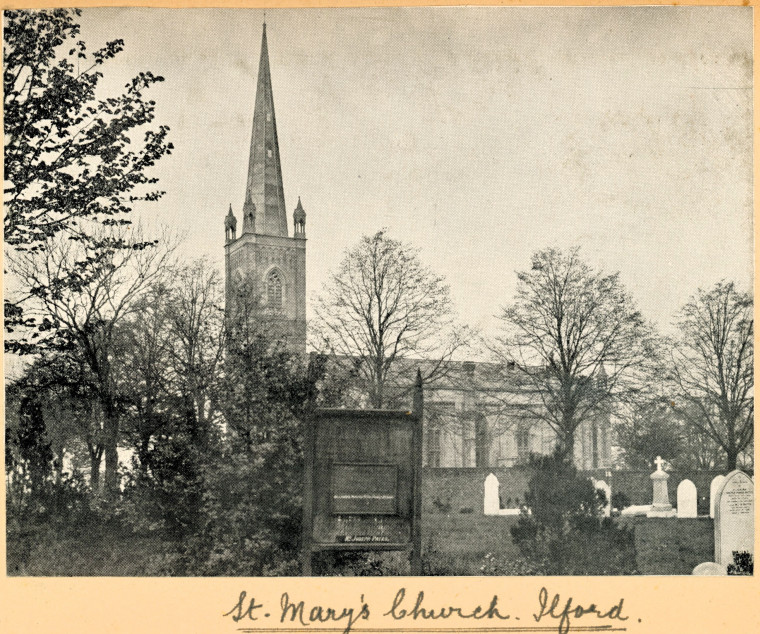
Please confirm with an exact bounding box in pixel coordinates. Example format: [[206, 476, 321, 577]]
[[480, 551, 550, 576], [510, 450, 637, 575], [612, 491, 631, 511], [727, 551, 753, 575], [459, 506, 474, 514]]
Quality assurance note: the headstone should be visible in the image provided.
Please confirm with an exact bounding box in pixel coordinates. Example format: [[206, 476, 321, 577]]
[[676, 479, 697, 518], [692, 561, 727, 576], [710, 474, 726, 519], [484, 473, 500, 515], [714, 470, 754, 567], [595, 479, 612, 517], [647, 455, 676, 517]]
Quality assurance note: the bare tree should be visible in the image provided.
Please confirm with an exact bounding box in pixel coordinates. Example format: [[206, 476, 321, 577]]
[[313, 230, 470, 409], [670, 281, 753, 471], [8, 227, 176, 496], [163, 260, 226, 444], [117, 259, 225, 467], [493, 247, 656, 459]]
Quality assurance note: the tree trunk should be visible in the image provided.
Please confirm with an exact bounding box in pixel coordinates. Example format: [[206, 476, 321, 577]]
[[89, 452, 101, 493], [54, 445, 64, 485], [726, 449, 739, 472], [103, 411, 120, 498], [558, 429, 575, 462]]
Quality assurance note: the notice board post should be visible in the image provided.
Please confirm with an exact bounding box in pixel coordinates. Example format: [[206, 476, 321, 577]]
[[301, 370, 424, 576]]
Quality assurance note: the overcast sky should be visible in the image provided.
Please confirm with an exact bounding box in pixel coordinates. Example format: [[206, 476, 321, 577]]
[[73, 6, 753, 339]]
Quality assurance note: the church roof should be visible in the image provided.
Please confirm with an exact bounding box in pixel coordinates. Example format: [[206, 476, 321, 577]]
[[244, 23, 288, 237]]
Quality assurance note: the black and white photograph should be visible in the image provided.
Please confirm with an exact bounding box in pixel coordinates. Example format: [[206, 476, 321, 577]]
[[4, 6, 754, 578]]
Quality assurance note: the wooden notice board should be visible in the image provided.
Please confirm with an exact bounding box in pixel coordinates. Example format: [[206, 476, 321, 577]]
[[302, 372, 423, 575]]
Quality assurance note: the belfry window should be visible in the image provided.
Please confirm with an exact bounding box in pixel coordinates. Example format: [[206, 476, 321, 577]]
[[267, 270, 283, 308]]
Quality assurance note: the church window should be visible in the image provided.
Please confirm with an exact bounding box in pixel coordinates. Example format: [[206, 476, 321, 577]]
[[426, 426, 441, 468], [516, 425, 531, 464], [267, 270, 283, 308]]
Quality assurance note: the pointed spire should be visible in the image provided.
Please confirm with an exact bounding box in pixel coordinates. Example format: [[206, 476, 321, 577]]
[[244, 23, 288, 237]]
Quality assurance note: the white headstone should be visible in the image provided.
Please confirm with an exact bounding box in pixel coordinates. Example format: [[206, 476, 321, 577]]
[[484, 473, 500, 515], [710, 474, 726, 519], [692, 561, 727, 576], [595, 479, 612, 517], [714, 470, 754, 567], [677, 479, 697, 518]]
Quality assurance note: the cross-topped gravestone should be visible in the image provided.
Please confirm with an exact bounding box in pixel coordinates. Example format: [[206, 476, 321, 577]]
[[647, 455, 676, 517]]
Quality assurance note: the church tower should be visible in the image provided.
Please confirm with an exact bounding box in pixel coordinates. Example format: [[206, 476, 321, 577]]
[[224, 24, 307, 348]]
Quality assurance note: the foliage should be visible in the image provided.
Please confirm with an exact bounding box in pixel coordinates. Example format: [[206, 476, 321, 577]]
[[4, 8, 172, 354], [614, 399, 684, 470], [479, 551, 550, 576], [121, 427, 206, 539], [510, 450, 637, 575], [611, 491, 631, 511], [670, 281, 753, 471], [727, 551, 753, 576], [494, 247, 656, 458], [614, 397, 722, 470], [313, 230, 470, 408], [8, 228, 176, 496]]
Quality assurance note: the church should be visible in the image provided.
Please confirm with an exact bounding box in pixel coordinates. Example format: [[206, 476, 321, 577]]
[[223, 25, 612, 471]]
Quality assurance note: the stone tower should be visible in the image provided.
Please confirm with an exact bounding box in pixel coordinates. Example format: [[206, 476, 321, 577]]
[[224, 24, 307, 348]]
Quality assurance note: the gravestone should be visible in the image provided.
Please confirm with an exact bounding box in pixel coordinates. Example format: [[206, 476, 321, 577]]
[[710, 474, 726, 519], [647, 455, 676, 517], [484, 473, 500, 515], [676, 479, 697, 518], [692, 561, 727, 576], [595, 479, 612, 517], [714, 470, 754, 567]]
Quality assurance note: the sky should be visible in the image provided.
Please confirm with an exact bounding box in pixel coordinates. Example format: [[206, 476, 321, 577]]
[[48, 7, 758, 340]]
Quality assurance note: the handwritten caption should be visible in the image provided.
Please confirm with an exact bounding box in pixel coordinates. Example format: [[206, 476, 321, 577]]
[[224, 586, 629, 634]]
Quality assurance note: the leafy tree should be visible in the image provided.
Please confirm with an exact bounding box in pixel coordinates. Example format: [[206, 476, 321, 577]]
[[8, 228, 176, 496], [494, 247, 656, 459], [313, 230, 469, 408], [6, 353, 100, 492], [614, 396, 722, 470], [670, 281, 753, 471], [4, 8, 172, 353]]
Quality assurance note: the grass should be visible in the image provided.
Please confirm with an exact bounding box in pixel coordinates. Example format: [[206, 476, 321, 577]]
[[7, 512, 715, 576], [6, 522, 177, 576], [619, 516, 715, 575], [422, 512, 521, 575]]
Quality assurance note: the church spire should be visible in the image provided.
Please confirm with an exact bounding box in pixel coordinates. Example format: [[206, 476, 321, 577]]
[[244, 23, 288, 236]]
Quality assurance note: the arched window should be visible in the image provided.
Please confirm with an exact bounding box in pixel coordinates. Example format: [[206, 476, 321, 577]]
[[267, 270, 283, 309]]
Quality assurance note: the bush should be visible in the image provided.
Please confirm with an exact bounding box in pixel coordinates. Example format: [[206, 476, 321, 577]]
[[727, 551, 753, 575], [612, 491, 631, 511], [510, 450, 637, 575], [121, 431, 205, 538]]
